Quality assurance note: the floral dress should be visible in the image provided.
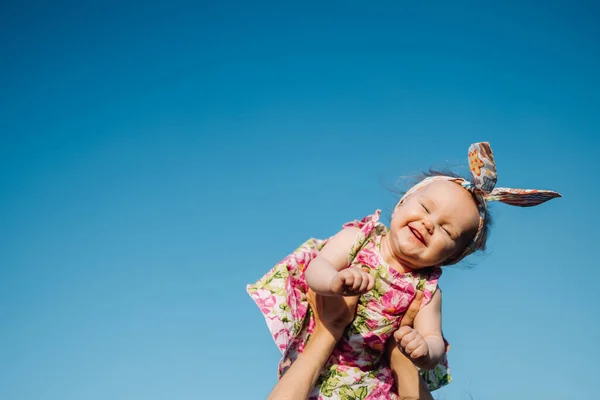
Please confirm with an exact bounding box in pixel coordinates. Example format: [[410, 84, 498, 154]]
[[247, 211, 451, 399]]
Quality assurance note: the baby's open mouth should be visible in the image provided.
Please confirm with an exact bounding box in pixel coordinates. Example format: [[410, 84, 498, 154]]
[[409, 226, 426, 246]]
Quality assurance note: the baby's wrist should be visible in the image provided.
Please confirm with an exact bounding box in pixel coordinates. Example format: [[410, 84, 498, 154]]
[[423, 336, 445, 366], [305, 271, 339, 296]]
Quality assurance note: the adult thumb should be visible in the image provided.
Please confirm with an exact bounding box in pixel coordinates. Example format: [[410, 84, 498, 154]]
[[400, 291, 424, 327]]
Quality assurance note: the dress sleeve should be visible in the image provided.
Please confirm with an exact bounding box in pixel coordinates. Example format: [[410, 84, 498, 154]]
[[343, 210, 382, 265]]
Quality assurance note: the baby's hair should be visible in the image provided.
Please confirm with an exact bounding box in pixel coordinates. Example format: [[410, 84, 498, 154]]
[[393, 168, 494, 266]]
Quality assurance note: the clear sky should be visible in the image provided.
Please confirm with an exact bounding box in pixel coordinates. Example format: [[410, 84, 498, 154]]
[[1, 1, 598, 399]]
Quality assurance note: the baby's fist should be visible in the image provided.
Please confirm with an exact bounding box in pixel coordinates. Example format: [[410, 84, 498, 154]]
[[394, 326, 429, 361], [330, 267, 374, 296]]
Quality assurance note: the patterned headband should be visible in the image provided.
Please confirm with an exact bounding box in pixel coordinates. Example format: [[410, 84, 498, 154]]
[[400, 142, 561, 264]]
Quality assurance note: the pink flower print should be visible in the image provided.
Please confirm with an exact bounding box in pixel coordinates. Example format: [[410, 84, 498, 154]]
[[291, 300, 307, 321], [254, 289, 276, 314], [293, 249, 315, 271], [337, 364, 351, 373], [306, 316, 315, 332], [398, 277, 416, 293], [337, 340, 355, 356], [287, 336, 305, 356], [356, 248, 380, 268], [365, 383, 392, 400], [366, 318, 379, 330], [273, 328, 290, 351], [297, 339, 306, 353], [380, 290, 410, 315], [422, 289, 433, 306], [374, 368, 394, 385], [288, 271, 309, 294], [363, 332, 384, 352]]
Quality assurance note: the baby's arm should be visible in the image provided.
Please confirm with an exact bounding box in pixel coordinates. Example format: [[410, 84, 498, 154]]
[[305, 227, 374, 296], [394, 289, 445, 369]]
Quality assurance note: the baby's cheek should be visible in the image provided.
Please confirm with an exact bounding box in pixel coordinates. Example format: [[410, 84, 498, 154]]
[[446, 242, 464, 261], [437, 242, 456, 262]]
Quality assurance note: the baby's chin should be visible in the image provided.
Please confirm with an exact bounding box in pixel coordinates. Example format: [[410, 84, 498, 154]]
[[402, 252, 444, 269], [395, 252, 433, 270], [405, 262, 438, 271]]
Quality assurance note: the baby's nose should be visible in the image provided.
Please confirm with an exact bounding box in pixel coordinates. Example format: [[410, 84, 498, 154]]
[[423, 219, 434, 233]]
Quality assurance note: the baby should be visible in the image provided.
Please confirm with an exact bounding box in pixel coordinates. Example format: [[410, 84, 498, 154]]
[[248, 142, 560, 399]]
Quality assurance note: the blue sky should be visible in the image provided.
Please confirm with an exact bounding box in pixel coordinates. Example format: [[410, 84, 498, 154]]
[[1, 1, 598, 399]]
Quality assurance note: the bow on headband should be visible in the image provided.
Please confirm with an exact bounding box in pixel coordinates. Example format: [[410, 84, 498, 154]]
[[400, 142, 561, 263]]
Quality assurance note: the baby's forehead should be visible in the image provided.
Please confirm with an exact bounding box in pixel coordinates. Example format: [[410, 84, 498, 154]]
[[413, 180, 479, 208], [414, 180, 463, 197], [413, 180, 480, 222]]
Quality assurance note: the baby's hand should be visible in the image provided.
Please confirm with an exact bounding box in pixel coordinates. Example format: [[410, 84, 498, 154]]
[[394, 326, 430, 362], [330, 267, 375, 296]]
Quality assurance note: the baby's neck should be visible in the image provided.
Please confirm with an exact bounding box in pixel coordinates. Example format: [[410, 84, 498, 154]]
[[380, 235, 414, 274]]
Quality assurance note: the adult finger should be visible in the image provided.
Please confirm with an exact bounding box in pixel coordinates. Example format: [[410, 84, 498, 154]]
[[400, 291, 424, 327]]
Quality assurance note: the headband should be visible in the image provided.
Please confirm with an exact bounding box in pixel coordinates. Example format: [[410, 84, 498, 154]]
[[400, 142, 561, 264]]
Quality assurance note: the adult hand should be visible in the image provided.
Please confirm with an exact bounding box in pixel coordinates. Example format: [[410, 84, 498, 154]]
[[394, 291, 430, 361], [307, 288, 359, 337], [268, 290, 359, 400], [387, 291, 435, 400], [399, 290, 423, 328]]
